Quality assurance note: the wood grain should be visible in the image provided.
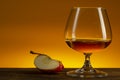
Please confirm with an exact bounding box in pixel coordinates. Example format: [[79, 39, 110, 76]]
[[0, 68, 120, 80]]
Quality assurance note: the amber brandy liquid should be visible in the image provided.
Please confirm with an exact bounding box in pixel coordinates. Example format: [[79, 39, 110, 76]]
[[66, 39, 111, 52]]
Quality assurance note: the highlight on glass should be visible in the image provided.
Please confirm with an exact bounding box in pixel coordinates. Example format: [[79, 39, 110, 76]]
[[65, 7, 112, 78]]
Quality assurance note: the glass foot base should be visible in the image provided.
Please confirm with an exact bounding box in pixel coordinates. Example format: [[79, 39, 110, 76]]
[[66, 68, 108, 78]]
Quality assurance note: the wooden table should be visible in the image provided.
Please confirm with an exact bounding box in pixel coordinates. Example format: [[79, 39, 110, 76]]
[[0, 68, 120, 80]]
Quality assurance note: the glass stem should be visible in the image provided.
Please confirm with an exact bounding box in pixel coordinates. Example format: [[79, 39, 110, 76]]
[[80, 53, 94, 72]]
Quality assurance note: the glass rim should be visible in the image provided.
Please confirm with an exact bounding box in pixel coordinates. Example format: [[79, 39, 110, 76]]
[[73, 7, 106, 9]]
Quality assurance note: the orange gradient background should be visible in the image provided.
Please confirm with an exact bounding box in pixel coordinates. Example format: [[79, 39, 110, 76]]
[[0, 0, 120, 68]]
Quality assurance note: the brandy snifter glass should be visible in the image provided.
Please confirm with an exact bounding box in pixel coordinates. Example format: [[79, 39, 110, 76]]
[[65, 7, 112, 78]]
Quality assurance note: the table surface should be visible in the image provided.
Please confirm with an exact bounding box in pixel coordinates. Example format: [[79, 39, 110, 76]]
[[0, 68, 120, 80]]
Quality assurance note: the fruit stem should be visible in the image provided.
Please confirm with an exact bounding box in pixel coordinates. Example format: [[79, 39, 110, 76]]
[[30, 51, 42, 55]]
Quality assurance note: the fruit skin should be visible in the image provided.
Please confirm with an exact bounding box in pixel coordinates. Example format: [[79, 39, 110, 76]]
[[30, 51, 64, 73], [54, 61, 64, 72]]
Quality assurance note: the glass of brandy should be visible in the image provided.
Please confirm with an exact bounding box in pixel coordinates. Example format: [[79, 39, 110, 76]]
[[65, 7, 112, 78]]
